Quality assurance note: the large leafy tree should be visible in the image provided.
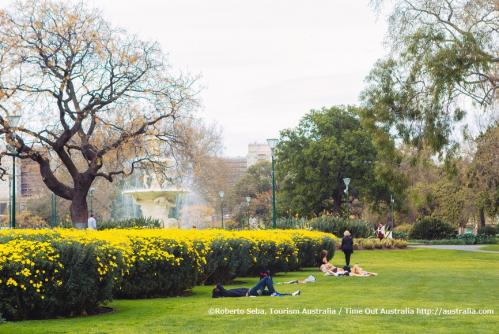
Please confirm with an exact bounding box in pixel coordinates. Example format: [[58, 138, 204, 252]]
[[467, 124, 499, 226], [0, 1, 196, 226], [276, 106, 406, 217], [363, 0, 498, 153]]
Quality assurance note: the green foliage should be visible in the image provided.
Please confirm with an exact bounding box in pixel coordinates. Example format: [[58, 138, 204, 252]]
[[418, 236, 497, 245], [203, 238, 253, 284], [362, 1, 497, 154], [309, 215, 373, 238], [275, 217, 309, 229], [409, 217, 455, 240], [394, 223, 412, 233], [478, 225, 497, 237], [276, 105, 405, 216], [349, 238, 407, 250], [0, 239, 119, 320], [115, 238, 200, 298], [0, 230, 337, 320], [392, 231, 408, 240], [97, 217, 161, 230], [468, 126, 499, 219]]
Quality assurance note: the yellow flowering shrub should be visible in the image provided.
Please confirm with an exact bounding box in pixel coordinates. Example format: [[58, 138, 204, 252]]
[[0, 228, 336, 319]]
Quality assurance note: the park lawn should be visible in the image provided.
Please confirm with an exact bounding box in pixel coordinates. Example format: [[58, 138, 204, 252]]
[[480, 244, 499, 251], [1, 249, 498, 334]]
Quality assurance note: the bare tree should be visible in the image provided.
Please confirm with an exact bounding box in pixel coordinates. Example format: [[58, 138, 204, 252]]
[[0, 1, 197, 227]]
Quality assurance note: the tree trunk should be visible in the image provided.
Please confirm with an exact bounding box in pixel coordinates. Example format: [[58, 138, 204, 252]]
[[70, 193, 89, 229], [479, 207, 486, 228], [332, 188, 343, 214]]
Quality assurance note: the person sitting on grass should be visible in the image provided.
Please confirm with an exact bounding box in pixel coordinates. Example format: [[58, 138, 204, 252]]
[[212, 273, 301, 298], [349, 264, 377, 277], [319, 250, 349, 276]]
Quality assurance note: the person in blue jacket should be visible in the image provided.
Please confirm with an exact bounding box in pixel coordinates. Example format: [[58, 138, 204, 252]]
[[212, 274, 300, 298]]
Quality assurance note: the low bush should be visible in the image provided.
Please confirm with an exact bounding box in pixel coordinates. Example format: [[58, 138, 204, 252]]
[[309, 216, 373, 238], [97, 217, 161, 230], [0, 228, 337, 320], [392, 231, 409, 240], [0, 238, 120, 320], [478, 225, 496, 237], [348, 238, 407, 250], [275, 217, 309, 229], [409, 217, 455, 240], [393, 223, 412, 233], [417, 236, 497, 245]]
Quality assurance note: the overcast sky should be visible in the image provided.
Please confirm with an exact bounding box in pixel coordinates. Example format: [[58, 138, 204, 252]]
[[93, 0, 392, 157], [3, 0, 391, 157]]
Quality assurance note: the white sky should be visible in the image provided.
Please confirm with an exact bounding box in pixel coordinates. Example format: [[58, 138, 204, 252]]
[[3, 0, 391, 157], [93, 0, 391, 157]]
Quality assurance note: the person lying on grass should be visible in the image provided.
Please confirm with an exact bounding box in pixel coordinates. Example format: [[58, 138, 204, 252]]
[[212, 274, 301, 298], [349, 264, 377, 277], [320, 264, 349, 276]]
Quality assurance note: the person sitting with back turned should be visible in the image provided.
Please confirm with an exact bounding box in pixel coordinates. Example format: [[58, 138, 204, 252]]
[[212, 272, 300, 298]]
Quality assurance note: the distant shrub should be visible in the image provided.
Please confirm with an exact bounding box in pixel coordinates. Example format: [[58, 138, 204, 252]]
[[309, 216, 372, 238], [392, 231, 409, 240], [409, 217, 454, 240], [275, 217, 309, 229], [394, 223, 412, 233], [478, 225, 496, 237], [97, 217, 161, 230]]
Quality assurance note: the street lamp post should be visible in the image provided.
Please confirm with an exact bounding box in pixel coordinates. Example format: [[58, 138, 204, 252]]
[[343, 177, 351, 219], [219, 191, 224, 229], [89, 188, 95, 216], [390, 194, 395, 226], [6, 114, 21, 229], [245, 196, 251, 230], [50, 193, 57, 227], [267, 138, 278, 229]]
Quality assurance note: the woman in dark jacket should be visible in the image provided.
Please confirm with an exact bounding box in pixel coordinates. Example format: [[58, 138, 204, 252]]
[[340, 230, 354, 268]]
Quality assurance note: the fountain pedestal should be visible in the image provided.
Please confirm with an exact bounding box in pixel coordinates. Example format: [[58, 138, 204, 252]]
[[123, 189, 186, 228]]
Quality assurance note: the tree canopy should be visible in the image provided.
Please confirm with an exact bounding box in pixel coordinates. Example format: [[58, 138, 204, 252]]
[[0, 1, 196, 226], [363, 0, 498, 153], [275, 106, 406, 217]]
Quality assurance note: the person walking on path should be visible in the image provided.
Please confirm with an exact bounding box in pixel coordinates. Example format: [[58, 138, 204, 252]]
[[87, 214, 97, 230], [341, 230, 354, 269]]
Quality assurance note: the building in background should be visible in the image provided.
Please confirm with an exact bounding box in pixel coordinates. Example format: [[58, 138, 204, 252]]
[[0, 152, 47, 224], [20, 159, 45, 198], [247, 142, 271, 167], [223, 157, 248, 188]]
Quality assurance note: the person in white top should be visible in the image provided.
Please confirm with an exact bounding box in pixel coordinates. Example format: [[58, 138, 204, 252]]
[[87, 214, 97, 230]]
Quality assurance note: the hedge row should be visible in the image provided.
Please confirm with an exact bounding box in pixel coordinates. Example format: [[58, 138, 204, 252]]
[[308, 216, 373, 238], [0, 229, 336, 320], [337, 238, 408, 250]]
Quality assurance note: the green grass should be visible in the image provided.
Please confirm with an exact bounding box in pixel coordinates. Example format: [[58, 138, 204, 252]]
[[480, 244, 499, 251], [1, 249, 498, 334]]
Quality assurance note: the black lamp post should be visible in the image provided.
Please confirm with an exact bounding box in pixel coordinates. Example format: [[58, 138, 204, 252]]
[[267, 138, 278, 228], [6, 114, 21, 229], [219, 191, 224, 229], [245, 196, 251, 229]]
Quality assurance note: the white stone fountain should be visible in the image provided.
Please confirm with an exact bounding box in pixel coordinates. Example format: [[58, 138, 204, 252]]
[[123, 172, 188, 228]]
